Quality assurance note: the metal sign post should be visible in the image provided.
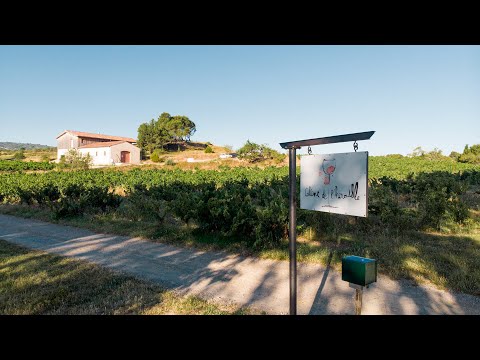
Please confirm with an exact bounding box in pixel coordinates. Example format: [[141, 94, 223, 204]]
[[280, 131, 375, 315]]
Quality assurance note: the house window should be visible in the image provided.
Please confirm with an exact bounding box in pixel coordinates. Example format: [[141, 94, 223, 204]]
[[104, 151, 106, 156], [96, 152, 98, 156], [82, 139, 85, 144]]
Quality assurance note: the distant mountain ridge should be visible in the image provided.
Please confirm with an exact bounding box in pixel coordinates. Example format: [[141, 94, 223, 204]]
[[0, 142, 55, 151]]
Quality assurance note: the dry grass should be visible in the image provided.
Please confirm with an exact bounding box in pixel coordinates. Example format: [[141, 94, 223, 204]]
[[0, 239, 257, 315], [0, 149, 56, 162], [134, 142, 288, 170]]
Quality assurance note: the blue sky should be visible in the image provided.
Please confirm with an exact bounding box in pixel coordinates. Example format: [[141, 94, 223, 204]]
[[0, 45, 479, 155]]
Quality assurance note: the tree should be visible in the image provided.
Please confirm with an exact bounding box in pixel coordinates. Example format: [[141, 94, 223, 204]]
[[458, 144, 480, 164], [449, 151, 461, 161], [237, 141, 285, 163], [409, 146, 426, 157], [137, 112, 196, 153]]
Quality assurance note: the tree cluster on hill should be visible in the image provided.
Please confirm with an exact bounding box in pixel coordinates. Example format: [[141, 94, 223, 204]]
[[137, 112, 196, 153], [456, 144, 480, 164], [408, 144, 480, 164], [408, 146, 446, 160], [237, 141, 286, 163]]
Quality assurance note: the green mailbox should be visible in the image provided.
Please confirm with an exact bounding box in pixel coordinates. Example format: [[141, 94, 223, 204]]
[[342, 255, 377, 287]]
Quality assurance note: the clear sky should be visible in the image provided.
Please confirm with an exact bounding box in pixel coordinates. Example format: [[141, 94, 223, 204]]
[[1, 45, 479, 155]]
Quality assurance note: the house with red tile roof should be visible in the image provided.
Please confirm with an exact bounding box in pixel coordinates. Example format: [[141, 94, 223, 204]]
[[56, 130, 140, 165]]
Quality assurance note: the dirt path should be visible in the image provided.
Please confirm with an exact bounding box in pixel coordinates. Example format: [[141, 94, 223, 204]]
[[1, 214, 479, 315]]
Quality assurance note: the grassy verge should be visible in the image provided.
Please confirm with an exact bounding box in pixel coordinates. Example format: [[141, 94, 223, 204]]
[[0, 239, 255, 315], [1, 204, 479, 296]]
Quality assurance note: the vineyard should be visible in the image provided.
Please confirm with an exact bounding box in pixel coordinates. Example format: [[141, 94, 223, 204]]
[[0, 160, 55, 172], [0, 155, 479, 248], [368, 156, 478, 179]]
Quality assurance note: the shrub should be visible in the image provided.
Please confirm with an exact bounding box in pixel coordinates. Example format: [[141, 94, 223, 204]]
[[204, 146, 214, 154], [150, 149, 166, 163], [413, 172, 469, 230], [165, 159, 175, 166], [368, 179, 409, 229], [237, 141, 285, 163], [57, 150, 92, 170], [253, 192, 288, 248], [41, 154, 51, 162], [119, 185, 168, 223], [13, 151, 25, 160]]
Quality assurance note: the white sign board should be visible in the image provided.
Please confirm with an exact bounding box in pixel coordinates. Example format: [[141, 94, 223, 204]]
[[300, 151, 368, 217]]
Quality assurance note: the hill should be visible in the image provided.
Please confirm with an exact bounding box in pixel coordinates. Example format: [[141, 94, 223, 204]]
[[0, 142, 55, 151]]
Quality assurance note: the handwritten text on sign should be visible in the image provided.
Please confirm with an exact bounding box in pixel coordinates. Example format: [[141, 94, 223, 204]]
[[300, 151, 368, 217]]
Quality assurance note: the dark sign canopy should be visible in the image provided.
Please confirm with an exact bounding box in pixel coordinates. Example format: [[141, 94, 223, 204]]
[[280, 131, 375, 149]]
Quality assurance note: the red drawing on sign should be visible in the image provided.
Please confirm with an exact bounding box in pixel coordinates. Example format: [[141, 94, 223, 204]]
[[322, 159, 336, 185]]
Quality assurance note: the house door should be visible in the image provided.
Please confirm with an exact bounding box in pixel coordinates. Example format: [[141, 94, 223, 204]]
[[120, 151, 130, 163]]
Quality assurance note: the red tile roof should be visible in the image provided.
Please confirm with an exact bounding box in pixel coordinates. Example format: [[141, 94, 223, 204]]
[[56, 130, 136, 142], [78, 140, 131, 149]]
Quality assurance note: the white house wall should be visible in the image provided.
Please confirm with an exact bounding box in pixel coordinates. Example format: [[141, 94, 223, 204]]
[[57, 149, 68, 161], [78, 147, 113, 165], [110, 142, 141, 164]]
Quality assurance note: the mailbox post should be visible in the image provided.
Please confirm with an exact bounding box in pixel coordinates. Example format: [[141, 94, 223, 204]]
[[280, 131, 375, 315], [342, 255, 378, 315]]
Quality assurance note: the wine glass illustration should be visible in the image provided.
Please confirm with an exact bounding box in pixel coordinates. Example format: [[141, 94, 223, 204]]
[[322, 158, 336, 185], [321, 158, 336, 206]]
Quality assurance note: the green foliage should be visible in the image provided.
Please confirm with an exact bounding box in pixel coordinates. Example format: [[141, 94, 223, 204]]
[[150, 152, 160, 163], [204, 146, 214, 154], [237, 141, 286, 163], [165, 159, 175, 166], [150, 149, 166, 163], [41, 154, 51, 162], [409, 146, 426, 157], [408, 146, 449, 161], [0, 161, 55, 172], [407, 144, 480, 164], [368, 180, 410, 229], [459, 144, 480, 164], [368, 172, 472, 232], [449, 151, 461, 161], [413, 172, 469, 230], [57, 150, 92, 170], [49, 184, 121, 219], [254, 191, 288, 248], [119, 185, 167, 223], [137, 112, 196, 153], [368, 156, 478, 179], [13, 150, 26, 160]]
